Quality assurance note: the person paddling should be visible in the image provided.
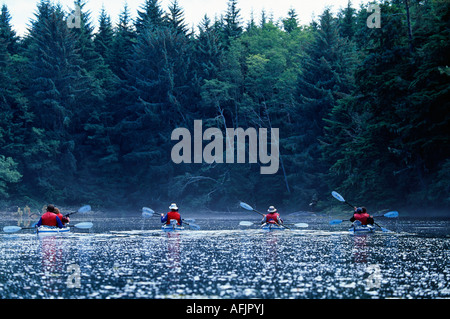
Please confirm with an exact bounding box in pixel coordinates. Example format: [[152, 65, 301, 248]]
[[54, 207, 70, 225], [36, 204, 64, 228], [261, 206, 283, 225], [350, 207, 374, 226], [161, 203, 183, 226]]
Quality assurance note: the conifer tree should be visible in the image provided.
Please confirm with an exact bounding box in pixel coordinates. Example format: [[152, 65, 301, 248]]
[[0, 5, 18, 55], [282, 8, 299, 33], [135, 0, 165, 34], [223, 0, 243, 46], [338, 1, 356, 40], [94, 6, 114, 62], [194, 15, 223, 82], [0, 0, 447, 211], [22, 1, 102, 201], [290, 8, 356, 206], [166, 0, 188, 35], [0, 38, 25, 197], [109, 4, 136, 80]]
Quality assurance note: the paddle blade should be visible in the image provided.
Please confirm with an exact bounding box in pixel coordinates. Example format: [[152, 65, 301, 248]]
[[78, 205, 91, 214], [74, 222, 93, 229], [384, 211, 399, 218], [239, 221, 253, 227], [187, 222, 200, 230], [329, 219, 344, 225], [3, 226, 23, 233], [142, 207, 155, 218], [380, 226, 392, 233], [331, 191, 345, 202], [240, 202, 254, 211], [294, 223, 309, 228]]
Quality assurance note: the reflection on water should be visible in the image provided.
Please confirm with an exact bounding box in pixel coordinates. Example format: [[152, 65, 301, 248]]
[[0, 215, 448, 299]]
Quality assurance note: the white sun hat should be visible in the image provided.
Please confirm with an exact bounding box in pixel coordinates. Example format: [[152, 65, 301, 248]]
[[267, 206, 277, 213]]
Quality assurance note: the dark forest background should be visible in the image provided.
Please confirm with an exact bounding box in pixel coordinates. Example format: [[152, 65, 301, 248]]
[[0, 0, 448, 214]]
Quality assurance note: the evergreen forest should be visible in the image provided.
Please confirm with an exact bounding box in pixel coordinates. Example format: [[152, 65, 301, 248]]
[[0, 0, 449, 214]]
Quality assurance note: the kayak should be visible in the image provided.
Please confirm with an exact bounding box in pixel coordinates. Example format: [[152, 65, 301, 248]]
[[162, 219, 184, 232], [161, 224, 184, 232], [261, 223, 285, 231], [37, 225, 71, 235], [349, 221, 375, 234]]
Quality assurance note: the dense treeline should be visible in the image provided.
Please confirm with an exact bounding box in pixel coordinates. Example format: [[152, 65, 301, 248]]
[[0, 0, 448, 213]]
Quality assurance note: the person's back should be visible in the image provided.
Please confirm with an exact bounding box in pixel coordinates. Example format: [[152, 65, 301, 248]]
[[351, 207, 374, 226], [263, 206, 283, 224], [54, 207, 69, 225], [161, 203, 182, 225], [265, 212, 280, 224], [166, 210, 181, 225]]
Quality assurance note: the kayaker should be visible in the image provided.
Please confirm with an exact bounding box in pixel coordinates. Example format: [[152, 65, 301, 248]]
[[161, 203, 183, 226], [54, 207, 70, 225], [350, 207, 374, 226], [35, 204, 64, 228], [261, 206, 283, 225]]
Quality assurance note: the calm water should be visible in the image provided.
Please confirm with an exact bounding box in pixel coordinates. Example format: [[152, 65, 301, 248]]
[[0, 213, 449, 299]]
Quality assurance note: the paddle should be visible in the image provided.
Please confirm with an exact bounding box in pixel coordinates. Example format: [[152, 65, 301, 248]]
[[182, 219, 201, 230], [374, 211, 399, 218], [69, 222, 93, 229], [64, 205, 92, 217], [3, 225, 35, 233], [331, 191, 355, 209], [142, 207, 159, 218], [331, 191, 392, 232], [371, 211, 398, 232], [3, 222, 93, 233], [239, 221, 254, 227], [239, 202, 290, 229], [292, 223, 309, 228]]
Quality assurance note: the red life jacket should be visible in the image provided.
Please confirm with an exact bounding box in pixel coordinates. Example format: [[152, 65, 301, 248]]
[[56, 213, 69, 224], [166, 211, 181, 225], [353, 213, 371, 225], [265, 212, 280, 224], [41, 212, 59, 226]]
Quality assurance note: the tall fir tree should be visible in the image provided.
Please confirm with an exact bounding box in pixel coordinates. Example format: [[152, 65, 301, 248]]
[[338, 1, 356, 40], [109, 4, 136, 80], [0, 37, 26, 198], [165, 0, 188, 35], [282, 8, 299, 33], [94, 6, 114, 62], [22, 0, 102, 202], [0, 4, 18, 55], [289, 8, 356, 207], [194, 15, 223, 83], [135, 0, 165, 34], [223, 0, 243, 47]]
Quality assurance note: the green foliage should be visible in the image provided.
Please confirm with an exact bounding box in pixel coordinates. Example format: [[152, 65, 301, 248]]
[[0, 0, 447, 213], [0, 155, 21, 197]]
